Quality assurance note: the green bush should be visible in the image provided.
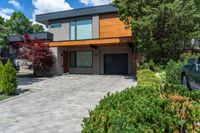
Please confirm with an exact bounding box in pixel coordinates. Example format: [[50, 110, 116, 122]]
[[82, 85, 200, 133], [165, 60, 183, 85], [140, 59, 164, 72], [180, 53, 200, 64], [0, 61, 3, 94], [137, 69, 162, 86], [0, 59, 17, 95], [155, 71, 166, 83]]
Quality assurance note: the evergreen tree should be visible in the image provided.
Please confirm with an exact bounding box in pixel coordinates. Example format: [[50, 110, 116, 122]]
[[1, 59, 17, 95], [0, 16, 9, 51], [0, 61, 3, 94]]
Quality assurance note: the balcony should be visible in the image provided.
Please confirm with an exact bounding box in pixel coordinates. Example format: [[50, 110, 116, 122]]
[[8, 32, 53, 42]]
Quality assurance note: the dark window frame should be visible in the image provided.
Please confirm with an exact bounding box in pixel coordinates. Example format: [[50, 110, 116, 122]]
[[70, 51, 93, 68], [70, 52, 76, 67], [69, 19, 93, 40]]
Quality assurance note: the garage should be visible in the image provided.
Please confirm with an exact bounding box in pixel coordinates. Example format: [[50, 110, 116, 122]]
[[104, 54, 128, 75]]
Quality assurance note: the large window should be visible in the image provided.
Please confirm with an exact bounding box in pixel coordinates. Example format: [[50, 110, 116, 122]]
[[70, 51, 93, 68], [70, 19, 92, 40]]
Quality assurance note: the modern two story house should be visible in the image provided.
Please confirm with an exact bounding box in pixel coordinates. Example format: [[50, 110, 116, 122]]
[[10, 5, 136, 75]]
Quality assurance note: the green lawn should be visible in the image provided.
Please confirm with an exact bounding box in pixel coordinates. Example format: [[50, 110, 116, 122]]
[[0, 95, 12, 101]]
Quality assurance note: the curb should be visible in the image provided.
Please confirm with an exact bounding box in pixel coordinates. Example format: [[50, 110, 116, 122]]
[[0, 89, 41, 104]]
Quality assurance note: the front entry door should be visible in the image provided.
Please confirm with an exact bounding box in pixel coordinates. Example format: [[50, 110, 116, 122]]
[[63, 51, 69, 73]]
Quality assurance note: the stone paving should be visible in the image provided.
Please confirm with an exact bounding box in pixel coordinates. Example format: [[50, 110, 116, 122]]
[[0, 75, 136, 133]]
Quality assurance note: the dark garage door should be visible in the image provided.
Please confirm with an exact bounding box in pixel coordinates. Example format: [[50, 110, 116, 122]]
[[104, 54, 128, 75]]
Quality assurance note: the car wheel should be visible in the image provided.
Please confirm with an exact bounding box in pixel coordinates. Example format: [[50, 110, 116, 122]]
[[182, 74, 191, 90]]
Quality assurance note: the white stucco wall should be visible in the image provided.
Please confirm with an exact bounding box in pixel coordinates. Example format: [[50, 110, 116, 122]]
[[48, 22, 69, 41]]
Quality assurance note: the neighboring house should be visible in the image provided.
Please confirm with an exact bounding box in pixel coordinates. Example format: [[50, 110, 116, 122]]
[[9, 5, 135, 75]]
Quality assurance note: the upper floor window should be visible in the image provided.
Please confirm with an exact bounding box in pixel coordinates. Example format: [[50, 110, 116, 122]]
[[70, 19, 92, 40], [50, 23, 62, 28]]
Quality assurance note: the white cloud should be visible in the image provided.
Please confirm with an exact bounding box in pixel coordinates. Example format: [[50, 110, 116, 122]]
[[0, 8, 14, 19], [32, 0, 72, 16], [8, 0, 22, 10], [79, 0, 111, 6], [32, 0, 72, 28]]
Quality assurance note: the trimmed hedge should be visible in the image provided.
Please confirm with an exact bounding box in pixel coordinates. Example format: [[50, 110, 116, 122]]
[[82, 85, 200, 133], [82, 69, 200, 133]]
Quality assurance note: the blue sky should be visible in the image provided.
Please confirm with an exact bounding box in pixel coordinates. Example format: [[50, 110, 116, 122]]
[[0, 0, 111, 21]]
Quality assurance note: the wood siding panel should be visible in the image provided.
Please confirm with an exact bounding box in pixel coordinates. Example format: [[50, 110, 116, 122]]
[[100, 13, 132, 38], [49, 37, 133, 47]]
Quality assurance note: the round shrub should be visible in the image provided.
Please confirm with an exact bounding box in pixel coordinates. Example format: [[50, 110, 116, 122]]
[[137, 69, 162, 86], [82, 85, 200, 133]]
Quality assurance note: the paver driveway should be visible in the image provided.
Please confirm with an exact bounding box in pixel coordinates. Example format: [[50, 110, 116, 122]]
[[0, 75, 136, 133]]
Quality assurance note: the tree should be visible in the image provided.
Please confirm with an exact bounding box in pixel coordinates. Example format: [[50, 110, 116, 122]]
[[30, 23, 45, 33], [113, 0, 200, 64], [6, 12, 32, 35], [5, 12, 45, 35], [0, 16, 7, 47], [15, 34, 53, 76], [0, 16, 9, 56], [0, 61, 3, 94], [0, 16, 4, 25], [1, 59, 17, 95], [1, 12, 45, 59]]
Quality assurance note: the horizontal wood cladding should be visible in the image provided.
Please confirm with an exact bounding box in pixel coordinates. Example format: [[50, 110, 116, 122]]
[[100, 13, 132, 38], [49, 37, 133, 47]]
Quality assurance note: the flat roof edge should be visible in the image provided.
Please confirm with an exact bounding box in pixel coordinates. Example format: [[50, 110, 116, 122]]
[[36, 4, 115, 16], [36, 5, 118, 25]]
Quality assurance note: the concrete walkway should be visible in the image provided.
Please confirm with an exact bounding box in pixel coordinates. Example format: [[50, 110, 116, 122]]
[[0, 75, 136, 133]]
